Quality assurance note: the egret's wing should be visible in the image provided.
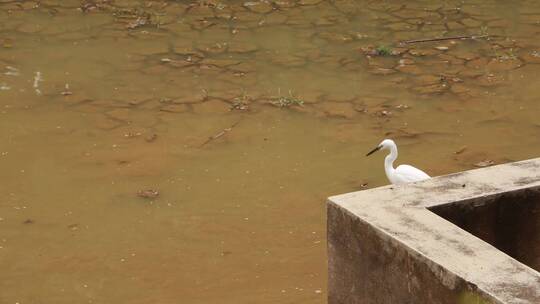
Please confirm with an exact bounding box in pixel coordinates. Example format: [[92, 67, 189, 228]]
[[395, 164, 430, 183]]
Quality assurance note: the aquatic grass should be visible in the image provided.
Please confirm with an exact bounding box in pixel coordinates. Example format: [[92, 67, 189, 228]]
[[375, 45, 393, 56], [479, 26, 489, 36], [497, 48, 518, 60], [271, 90, 304, 108]]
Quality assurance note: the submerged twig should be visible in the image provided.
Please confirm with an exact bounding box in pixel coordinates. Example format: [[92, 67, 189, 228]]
[[200, 120, 241, 147], [399, 35, 489, 45]]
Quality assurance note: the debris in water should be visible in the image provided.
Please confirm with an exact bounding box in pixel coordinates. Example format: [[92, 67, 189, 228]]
[[5, 66, 19, 76], [124, 132, 142, 138], [377, 110, 392, 117], [231, 100, 249, 111], [200, 120, 241, 147], [33, 71, 42, 95], [127, 16, 149, 29], [454, 146, 467, 154], [61, 83, 72, 96], [435, 46, 449, 51], [474, 160, 495, 167], [137, 189, 159, 199], [395, 104, 410, 110], [145, 133, 158, 142], [2, 39, 13, 48]]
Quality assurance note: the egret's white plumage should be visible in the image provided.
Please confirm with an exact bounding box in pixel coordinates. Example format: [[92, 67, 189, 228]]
[[366, 139, 430, 185]]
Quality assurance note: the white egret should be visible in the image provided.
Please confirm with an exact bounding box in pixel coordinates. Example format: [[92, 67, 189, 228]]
[[366, 139, 430, 185]]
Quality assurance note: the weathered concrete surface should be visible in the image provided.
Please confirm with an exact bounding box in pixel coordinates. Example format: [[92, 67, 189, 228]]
[[328, 158, 540, 304], [431, 190, 540, 273]]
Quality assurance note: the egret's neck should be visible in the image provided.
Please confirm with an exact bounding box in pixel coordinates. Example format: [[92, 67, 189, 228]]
[[384, 145, 398, 177]]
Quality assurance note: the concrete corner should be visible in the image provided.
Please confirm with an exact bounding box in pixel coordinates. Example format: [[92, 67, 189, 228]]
[[328, 158, 540, 304]]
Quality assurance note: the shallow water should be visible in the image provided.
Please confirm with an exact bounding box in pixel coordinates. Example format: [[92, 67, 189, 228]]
[[1, 1, 540, 303]]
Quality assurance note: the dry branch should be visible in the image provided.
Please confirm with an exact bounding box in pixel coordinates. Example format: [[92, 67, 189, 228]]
[[200, 120, 242, 148], [399, 35, 489, 45]]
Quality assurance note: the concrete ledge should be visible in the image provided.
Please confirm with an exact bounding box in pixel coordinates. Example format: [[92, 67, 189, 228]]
[[328, 158, 540, 304]]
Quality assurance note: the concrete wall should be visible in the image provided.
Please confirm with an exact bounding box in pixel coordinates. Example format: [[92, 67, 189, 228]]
[[328, 205, 489, 304], [328, 158, 540, 304], [431, 190, 540, 273]]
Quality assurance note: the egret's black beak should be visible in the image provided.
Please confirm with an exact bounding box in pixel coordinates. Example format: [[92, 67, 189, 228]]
[[366, 145, 381, 156]]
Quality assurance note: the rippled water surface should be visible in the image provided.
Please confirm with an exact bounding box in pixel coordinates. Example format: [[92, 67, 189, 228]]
[[2, 1, 540, 303]]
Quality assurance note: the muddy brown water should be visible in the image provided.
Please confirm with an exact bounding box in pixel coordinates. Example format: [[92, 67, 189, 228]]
[[1, 1, 540, 303]]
